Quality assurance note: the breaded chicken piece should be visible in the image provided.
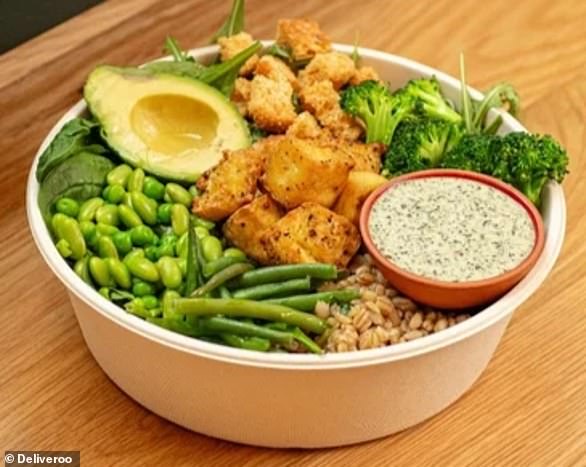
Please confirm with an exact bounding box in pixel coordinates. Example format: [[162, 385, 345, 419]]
[[231, 77, 251, 116], [260, 202, 361, 268], [276, 19, 331, 62], [261, 137, 354, 209], [248, 75, 297, 133], [223, 194, 284, 263], [193, 146, 265, 221], [349, 66, 381, 85], [286, 111, 322, 139], [299, 52, 356, 90], [254, 55, 299, 91], [217, 32, 259, 76], [333, 142, 385, 173], [299, 80, 363, 142]]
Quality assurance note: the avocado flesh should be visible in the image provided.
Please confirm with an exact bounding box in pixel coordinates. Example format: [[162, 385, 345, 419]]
[[84, 66, 250, 182]]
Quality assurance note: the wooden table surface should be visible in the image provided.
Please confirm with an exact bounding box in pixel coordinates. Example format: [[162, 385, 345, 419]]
[[1, 0, 585, 465]]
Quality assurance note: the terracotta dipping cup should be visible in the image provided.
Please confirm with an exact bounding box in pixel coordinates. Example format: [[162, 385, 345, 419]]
[[360, 169, 545, 310]]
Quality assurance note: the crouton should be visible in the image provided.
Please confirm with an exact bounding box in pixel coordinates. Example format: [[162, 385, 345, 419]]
[[217, 32, 259, 76], [254, 55, 299, 91], [231, 77, 251, 116], [248, 75, 297, 133], [333, 170, 388, 225], [261, 137, 353, 209], [276, 19, 331, 62], [350, 66, 381, 85], [260, 202, 361, 267], [336, 142, 385, 172], [193, 145, 266, 221], [299, 52, 356, 90], [223, 194, 284, 263], [299, 80, 363, 142], [286, 111, 322, 139]]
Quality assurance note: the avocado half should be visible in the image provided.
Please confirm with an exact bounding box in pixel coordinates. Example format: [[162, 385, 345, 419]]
[[84, 66, 250, 182]]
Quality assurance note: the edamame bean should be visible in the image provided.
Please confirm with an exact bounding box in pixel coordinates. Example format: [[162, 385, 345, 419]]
[[127, 168, 145, 192], [118, 204, 143, 228], [112, 231, 133, 255], [132, 280, 155, 297], [223, 247, 246, 261], [175, 232, 188, 258], [165, 183, 192, 207], [55, 197, 80, 217], [142, 295, 159, 310], [161, 290, 182, 319], [189, 185, 199, 198], [95, 205, 119, 226], [73, 256, 92, 284], [56, 239, 72, 258], [99, 287, 111, 300], [122, 192, 133, 209], [201, 235, 223, 262], [78, 198, 104, 222], [79, 221, 96, 242], [131, 191, 158, 225], [52, 213, 86, 260], [104, 184, 125, 204], [89, 256, 113, 287], [130, 225, 156, 246], [143, 176, 166, 200], [193, 216, 215, 230], [106, 258, 131, 289], [96, 223, 119, 236], [107, 164, 133, 187], [157, 256, 183, 289], [98, 235, 119, 259], [175, 257, 187, 275], [126, 256, 160, 282], [123, 248, 144, 265], [170, 204, 189, 236], [195, 226, 209, 239], [145, 245, 160, 262], [157, 203, 173, 224], [157, 240, 175, 258]]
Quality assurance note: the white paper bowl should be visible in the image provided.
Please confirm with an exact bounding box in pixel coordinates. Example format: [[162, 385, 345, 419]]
[[26, 43, 566, 448]]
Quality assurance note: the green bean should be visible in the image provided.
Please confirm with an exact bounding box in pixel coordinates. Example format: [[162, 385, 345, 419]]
[[143, 295, 159, 310], [78, 197, 104, 222], [52, 213, 86, 260], [106, 258, 131, 289], [157, 256, 182, 289], [143, 176, 166, 200], [95, 204, 119, 226], [55, 197, 80, 217], [132, 279, 155, 297], [232, 277, 312, 300], [55, 239, 72, 258], [223, 247, 246, 261], [98, 235, 119, 259], [89, 256, 113, 287], [107, 164, 133, 188], [104, 184, 125, 204], [96, 223, 119, 236], [230, 263, 337, 289], [200, 317, 294, 344], [219, 285, 231, 298], [201, 235, 223, 262], [202, 256, 246, 278], [112, 231, 133, 255], [118, 204, 143, 228], [291, 327, 323, 354], [263, 289, 361, 312], [165, 183, 192, 207], [171, 298, 326, 334], [170, 204, 189, 236], [147, 316, 202, 336], [130, 225, 156, 246], [220, 334, 271, 351], [191, 263, 254, 297], [127, 168, 145, 192], [193, 216, 214, 230], [73, 256, 92, 284], [131, 191, 158, 225], [125, 256, 160, 282], [157, 203, 173, 224]]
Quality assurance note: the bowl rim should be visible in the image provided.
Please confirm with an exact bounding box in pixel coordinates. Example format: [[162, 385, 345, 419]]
[[359, 169, 546, 292], [26, 42, 567, 370]]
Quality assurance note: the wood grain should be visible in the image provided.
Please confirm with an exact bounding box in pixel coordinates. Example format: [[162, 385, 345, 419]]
[[1, 0, 585, 465]]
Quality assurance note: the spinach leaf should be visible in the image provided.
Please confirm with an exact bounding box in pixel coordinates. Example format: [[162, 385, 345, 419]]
[[247, 121, 267, 143], [38, 151, 114, 222], [264, 43, 292, 62], [210, 0, 245, 43], [36, 118, 104, 182]]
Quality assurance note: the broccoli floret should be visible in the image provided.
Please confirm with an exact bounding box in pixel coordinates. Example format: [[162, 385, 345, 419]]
[[340, 80, 414, 144], [442, 132, 569, 205], [383, 119, 463, 176], [399, 77, 462, 124]]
